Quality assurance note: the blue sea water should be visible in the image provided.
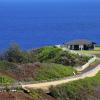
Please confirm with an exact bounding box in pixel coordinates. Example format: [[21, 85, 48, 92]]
[[0, 1, 100, 50]]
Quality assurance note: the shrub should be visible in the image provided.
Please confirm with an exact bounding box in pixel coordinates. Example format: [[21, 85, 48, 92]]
[[0, 76, 14, 84], [0, 45, 90, 66], [50, 72, 100, 100], [29, 89, 44, 100], [1, 43, 24, 63], [34, 63, 76, 81], [37, 46, 61, 62]]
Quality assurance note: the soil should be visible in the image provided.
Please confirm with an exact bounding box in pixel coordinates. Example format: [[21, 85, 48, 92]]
[[0, 92, 34, 100], [0, 92, 55, 100], [0, 62, 41, 81], [91, 85, 100, 100]]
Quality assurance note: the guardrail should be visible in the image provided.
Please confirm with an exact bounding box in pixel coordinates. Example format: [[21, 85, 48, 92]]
[[74, 56, 96, 71]]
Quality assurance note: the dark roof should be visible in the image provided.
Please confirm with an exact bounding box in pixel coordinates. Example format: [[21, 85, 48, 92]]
[[64, 39, 96, 45]]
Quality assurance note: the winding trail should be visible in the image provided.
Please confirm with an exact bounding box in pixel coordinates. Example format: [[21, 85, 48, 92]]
[[22, 62, 100, 92], [22, 48, 100, 92]]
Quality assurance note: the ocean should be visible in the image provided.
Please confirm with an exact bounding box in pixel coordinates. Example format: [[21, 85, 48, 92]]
[[0, 1, 100, 50]]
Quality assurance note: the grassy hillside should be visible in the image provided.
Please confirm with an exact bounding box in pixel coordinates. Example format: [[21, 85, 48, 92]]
[[0, 61, 76, 82], [34, 63, 76, 81], [0, 45, 90, 66], [50, 72, 100, 100], [28, 89, 54, 100], [0, 45, 90, 83], [35, 46, 90, 66]]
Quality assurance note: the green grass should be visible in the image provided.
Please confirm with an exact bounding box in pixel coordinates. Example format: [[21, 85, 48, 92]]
[[50, 72, 100, 100], [0, 60, 76, 82], [0, 60, 15, 70], [36, 46, 90, 66], [0, 75, 14, 84], [34, 63, 76, 81], [0, 61, 15, 84], [29, 89, 44, 100], [76, 47, 100, 55]]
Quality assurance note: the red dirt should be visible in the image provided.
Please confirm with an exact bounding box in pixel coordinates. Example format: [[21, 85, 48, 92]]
[[0, 92, 55, 100], [0, 92, 34, 100], [0, 62, 41, 81], [92, 85, 100, 100]]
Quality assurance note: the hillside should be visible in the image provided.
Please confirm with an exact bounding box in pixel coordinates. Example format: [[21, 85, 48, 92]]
[[0, 44, 98, 100], [50, 72, 100, 100], [0, 61, 76, 82]]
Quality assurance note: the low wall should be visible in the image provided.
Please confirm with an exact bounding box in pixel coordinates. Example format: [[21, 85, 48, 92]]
[[75, 56, 96, 71]]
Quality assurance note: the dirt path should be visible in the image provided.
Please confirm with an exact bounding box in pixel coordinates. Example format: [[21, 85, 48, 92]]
[[22, 63, 100, 92], [21, 50, 100, 92]]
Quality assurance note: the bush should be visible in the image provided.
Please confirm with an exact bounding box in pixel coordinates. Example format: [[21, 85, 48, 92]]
[[0, 43, 37, 63], [29, 89, 44, 100], [50, 72, 100, 100], [0, 76, 14, 84], [34, 63, 76, 81], [0, 45, 90, 66], [1, 43, 24, 63], [37, 46, 61, 62]]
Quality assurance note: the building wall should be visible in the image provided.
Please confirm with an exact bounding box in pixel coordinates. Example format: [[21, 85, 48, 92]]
[[67, 44, 95, 50], [79, 45, 84, 50]]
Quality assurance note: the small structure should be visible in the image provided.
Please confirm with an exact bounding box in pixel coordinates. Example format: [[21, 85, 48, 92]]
[[64, 39, 96, 50]]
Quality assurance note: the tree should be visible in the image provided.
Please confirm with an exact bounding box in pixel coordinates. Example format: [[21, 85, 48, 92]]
[[4, 43, 23, 63]]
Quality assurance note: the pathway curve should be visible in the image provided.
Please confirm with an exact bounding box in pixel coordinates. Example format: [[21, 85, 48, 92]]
[[22, 63, 100, 92], [22, 47, 100, 92], [22, 48, 100, 92]]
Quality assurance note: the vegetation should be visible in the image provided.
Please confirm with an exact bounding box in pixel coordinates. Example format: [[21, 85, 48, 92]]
[[36, 46, 61, 62], [34, 63, 76, 81], [0, 44, 99, 99], [0, 44, 90, 83], [0, 44, 90, 66], [35, 46, 90, 66], [50, 72, 100, 100], [0, 76, 14, 84], [77, 46, 100, 55], [0, 60, 14, 70], [0, 60, 76, 82], [29, 90, 44, 100]]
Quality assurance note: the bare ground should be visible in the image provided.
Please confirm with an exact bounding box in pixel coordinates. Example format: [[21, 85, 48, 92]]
[[0, 92, 55, 100]]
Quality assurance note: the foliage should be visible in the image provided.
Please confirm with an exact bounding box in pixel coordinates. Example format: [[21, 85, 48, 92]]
[[55, 51, 90, 66], [0, 45, 90, 66], [34, 63, 76, 81], [50, 72, 100, 100], [29, 89, 44, 100], [35, 46, 90, 66], [0, 76, 14, 84], [0, 60, 76, 82], [36, 46, 61, 62], [0, 43, 24, 63], [0, 61, 15, 71]]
